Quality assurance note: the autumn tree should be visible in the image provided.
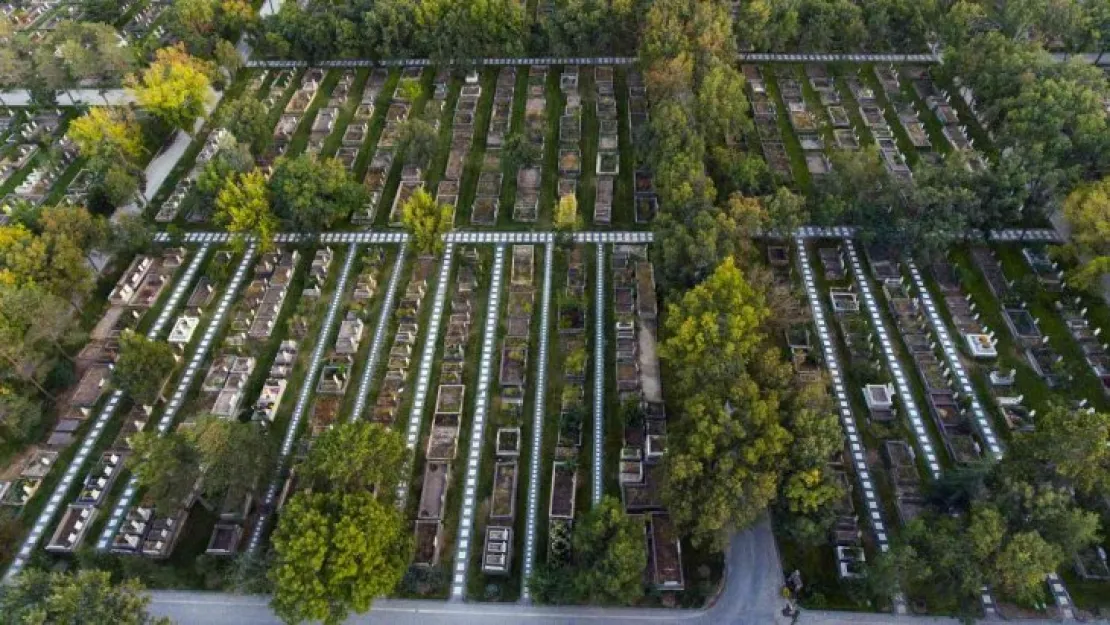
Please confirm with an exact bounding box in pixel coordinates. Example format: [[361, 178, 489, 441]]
[[300, 421, 407, 495], [127, 44, 214, 133], [269, 155, 366, 232], [399, 189, 452, 256], [270, 491, 411, 625], [68, 108, 144, 167], [215, 170, 277, 252], [0, 284, 77, 399], [554, 194, 579, 231], [0, 569, 170, 625], [113, 330, 176, 406]]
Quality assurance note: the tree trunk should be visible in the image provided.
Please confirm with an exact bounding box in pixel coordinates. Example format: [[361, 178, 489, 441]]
[[1, 352, 56, 401]]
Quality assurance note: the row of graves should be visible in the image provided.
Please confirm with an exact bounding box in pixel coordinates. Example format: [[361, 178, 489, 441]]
[[743, 65, 793, 181], [805, 66, 861, 155], [414, 247, 482, 569], [613, 246, 684, 591], [203, 246, 342, 556], [268, 68, 325, 164], [306, 248, 383, 439], [433, 70, 483, 224], [554, 67, 582, 224], [390, 69, 452, 226], [368, 254, 437, 426], [971, 247, 1069, 389], [479, 245, 537, 576], [628, 71, 656, 224], [844, 71, 911, 179], [872, 66, 934, 155], [868, 244, 985, 466], [545, 248, 590, 573], [779, 67, 832, 176], [305, 70, 354, 157], [0, 247, 187, 512], [349, 68, 391, 223], [154, 128, 232, 223], [122, 0, 174, 45], [471, 67, 517, 226], [332, 68, 385, 177], [0, 109, 76, 216], [360, 67, 420, 224], [929, 260, 1041, 433], [906, 66, 987, 167], [108, 250, 269, 561], [818, 243, 900, 579], [593, 66, 620, 224]]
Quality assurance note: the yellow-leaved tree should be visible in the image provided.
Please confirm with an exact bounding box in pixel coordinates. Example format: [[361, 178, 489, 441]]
[[1063, 176, 1110, 293], [127, 44, 214, 133], [67, 108, 143, 165], [215, 170, 276, 252], [400, 188, 452, 255]]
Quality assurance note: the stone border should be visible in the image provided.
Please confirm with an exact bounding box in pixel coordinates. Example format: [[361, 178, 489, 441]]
[[592, 243, 605, 505]]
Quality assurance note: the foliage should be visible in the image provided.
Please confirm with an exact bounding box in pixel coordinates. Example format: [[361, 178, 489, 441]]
[[269, 155, 366, 232], [127, 44, 214, 132], [554, 194, 578, 231], [397, 118, 438, 166], [217, 96, 273, 151], [67, 108, 143, 166], [270, 490, 411, 625], [400, 189, 452, 255], [539, 0, 636, 56], [0, 390, 42, 446], [191, 415, 271, 497], [113, 330, 176, 406], [501, 132, 542, 170], [0, 569, 169, 625], [129, 429, 202, 514], [215, 170, 278, 252], [300, 421, 407, 496]]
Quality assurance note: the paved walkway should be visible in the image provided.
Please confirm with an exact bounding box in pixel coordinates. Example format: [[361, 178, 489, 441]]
[[592, 243, 605, 504], [246, 244, 358, 554], [397, 244, 455, 504], [247, 57, 638, 69], [449, 245, 505, 600], [520, 242, 555, 601], [0, 89, 134, 106], [844, 240, 943, 479], [97, 246, 258, 551], [739, 52, 938, 63], [350, 243, 409, 422], [2, 245, 212, 582]]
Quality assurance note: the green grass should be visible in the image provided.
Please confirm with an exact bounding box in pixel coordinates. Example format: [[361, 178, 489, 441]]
[[496, 67, 528, 229]]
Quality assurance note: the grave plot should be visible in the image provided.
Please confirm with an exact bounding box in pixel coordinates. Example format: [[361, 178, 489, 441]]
[[590, 66, 618, 226], [0, 109, 71, 206], [778, 69, 831, 177], [389, 69, 451, 226], [927, 261, 999, 360], [464, 244, 540, 600], [122, 0, 172, 44], [404, 248, 486, 591], [970, 247, 1068, 388], [304, 70, 354, 157], [805, 65, 858, 151], [867, 65, 933, 163], [434, 69, 480, 224], [843, 69, 910, 180], [367, 255, 438, 428], [95, 247, 255, 560], [626, 69, 657, 224], [903, 66, 987, 165], [375, 67, 428, 226], [468, 68, 514, 227], [19, 246, 195, 555], [351, 68, 397, 225], [266, 68, 325, 162], [315, 69, 369, 165], [552, 66, 582, 226], [607, 246, 684, 592], [744, 65, 793, 183]]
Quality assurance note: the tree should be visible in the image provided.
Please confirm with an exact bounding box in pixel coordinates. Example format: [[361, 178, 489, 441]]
[[400, 189, 452, 255], [695, 59, 751, 149], [300, 421, 407, 495], [0, 222, 96, 305], [215, 170, 277, 252], [270, 491, 410, 625], [217, 95, 271, 151], [992, 531, 1063, 605], [0, 569, 170, 625], [1064, 176, 1110, 257], [67, 108, 144, 166], [501, 131, 542, 170], [130, 429, 201, 513], [52, 21, 136, 90], [127, 44, 214, 133], [0, 390, 42, 446], [1019, 403, 1110, 497], [554, 194, 579, 231], [269, 154, 367, 232], [191, 415, 271, 496], [0, 284, 77, 399], [39, 203, 109, 268], [110, 214, 155, 259], [113, 330, 176, 406], [764, 186, 808, 237], [569, 496, 648, 604], [397, 118, 438, 166]]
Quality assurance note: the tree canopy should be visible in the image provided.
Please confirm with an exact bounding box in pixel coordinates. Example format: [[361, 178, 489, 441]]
[[113, 330, 177, 406], [400, 188, 452, 255], [299, 421, 407, 496], [268, 155, 366, 232], [127, 44, 214, 132], [0, 569, 170, 625]]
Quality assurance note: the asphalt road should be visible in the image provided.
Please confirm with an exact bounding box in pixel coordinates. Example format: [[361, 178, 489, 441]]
[[149, 519, 791, 625]]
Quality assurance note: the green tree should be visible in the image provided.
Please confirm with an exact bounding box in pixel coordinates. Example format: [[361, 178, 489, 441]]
[[113, 330, 176, 406], [215, 170, 277, 252], [0, 390, 42, 446], [191, 415, 271, 497], [0, 569, 170, 625], [764, 186, 808, 237], [270, 491, 411, 625], [127, 44, 214, 133], [400, 188, 452, 255], [570, 496, 647, 604], [269, 154, 367, 232], [217, 95, 272, 151], [992, 531, 1063, 605], [397, 118, 438, 166], [695, 59, 752, 149], [501, 131, 542, 170], [300, 421, 407, 495], [129, 429, 201, 513], [1019, 403, 1110, 497]]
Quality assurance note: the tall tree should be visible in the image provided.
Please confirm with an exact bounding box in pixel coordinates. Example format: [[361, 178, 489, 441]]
[[130, 429, 202, 513], [567, 496, 647, 604], [0, 569, 170, 625], [300, 421, 407, 495], [400, 189, 452, 255], [113, 330, 176, 406], [268, 155, 366, 232], [127, 44, 214, 133], [191, 415, 271, 496], [270, 491, 411, 625], [216, 95, 272, 151], [215, 170, 277, 252], [67, 108, 144, 166]]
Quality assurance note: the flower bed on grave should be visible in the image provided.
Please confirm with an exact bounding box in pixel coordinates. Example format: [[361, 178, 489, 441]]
[[490, 461, 518, 520]]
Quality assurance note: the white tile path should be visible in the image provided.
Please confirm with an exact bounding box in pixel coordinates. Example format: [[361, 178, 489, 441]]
[[248, 57, 640, 69], [3, 246, 212, 582], [245, 243, 359, 554], [796, 240, 904, 614], [905, 261, 1004, 458], [397, 244, 456, 504], [520, 242, 555, 602], [843, 240, 943, 480], [449, 246, 505, 600], [592, 244, 605, 505], [350, 242, 410, 422], [97, 245, 259, 551]]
